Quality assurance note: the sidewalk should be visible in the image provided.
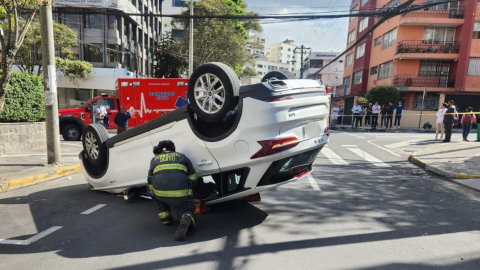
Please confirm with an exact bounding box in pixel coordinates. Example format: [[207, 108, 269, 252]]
[[332, 124, 464, 133], [410, 139, 480, 192]]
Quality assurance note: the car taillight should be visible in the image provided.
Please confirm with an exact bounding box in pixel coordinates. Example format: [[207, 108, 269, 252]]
[[251, 136, 300, 159], [265, 96, 292, 102], [294, 171, 310, 179], [324, 126, 330, 137]]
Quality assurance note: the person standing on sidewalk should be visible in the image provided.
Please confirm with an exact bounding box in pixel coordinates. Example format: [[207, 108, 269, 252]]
[[372, 102, 381, 130], [114, 106, 132, 134], [385, 102, 394, 129], [365, 103, 373, 127], [338, 106, 344, 124], [331, 104, 340, 127], [435, 103, 447, 141], [380, 104, 387, 127], [351, 102, 362, 128], [443, 100, 457, 143], [394, 101, 404, 128], [461, 107, 477, 142]]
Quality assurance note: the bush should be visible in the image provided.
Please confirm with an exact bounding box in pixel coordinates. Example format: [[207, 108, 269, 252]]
[[0, 72, 45, 122], [365, 85, 399, 106]]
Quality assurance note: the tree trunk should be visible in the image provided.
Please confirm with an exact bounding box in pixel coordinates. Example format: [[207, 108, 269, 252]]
[[0, 56, 14, 114]]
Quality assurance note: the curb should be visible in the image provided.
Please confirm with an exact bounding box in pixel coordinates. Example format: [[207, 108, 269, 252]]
[[0, 164, 81, 193], [410, 152, 480, 180]]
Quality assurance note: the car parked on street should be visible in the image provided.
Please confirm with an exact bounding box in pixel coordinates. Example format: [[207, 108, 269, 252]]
[[79, 63, 330, 205]]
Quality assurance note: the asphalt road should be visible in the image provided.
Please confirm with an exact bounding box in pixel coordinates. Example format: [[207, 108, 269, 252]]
[[1, 131, 480, 270]]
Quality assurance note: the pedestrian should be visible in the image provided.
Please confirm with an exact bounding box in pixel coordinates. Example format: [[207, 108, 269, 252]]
[[385, 102, 394, 129], [351, 102, 362, 128], [331, 104, 339, 127], [394, 101, 403, 128], [338, 106, 344, 124], [114, 106, 132, 134], [372, 102, 381, 130], [365, 103, 373, 126], [461, 107, 477, 142], [380, 104, 387, 127], [93, 99, 107, 125], [435, 103, 447, 141], [443, 100, 457, 142], [359, 104, 364, 126], [148, 140, 197, 241]]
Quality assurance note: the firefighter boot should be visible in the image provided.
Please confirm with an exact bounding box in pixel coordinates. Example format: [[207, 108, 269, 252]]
[[175, 215, 192, 241], [158, 211, 173, 226]]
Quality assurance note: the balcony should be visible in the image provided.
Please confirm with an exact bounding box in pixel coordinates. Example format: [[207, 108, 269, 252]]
[[393, 74, 455, 88], [399, 6, 465, 27], [395, 41, 460, 60]]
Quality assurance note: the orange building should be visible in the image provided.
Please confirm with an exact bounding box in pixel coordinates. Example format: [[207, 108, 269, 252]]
[[338, 0, 480, 127]]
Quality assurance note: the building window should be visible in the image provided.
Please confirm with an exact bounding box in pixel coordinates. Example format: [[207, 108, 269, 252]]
[[287, 54, 290, 58], [419, 60, 450, 77], [474, 22, 480, 39], [172, 0, 187, 7], [288, 48, 291, 52], [343, 76, 350, 88], [353, 70, 363, 85], [374, 37, 381, 46], [261, 38, 265, 43], [107, 44, 119, 63], [355, 43, 365, 59], [65, 14, 80, 29], [347, 30, 356, 44], [85, 14, 103, 29], [350, 4, 358, 21], [346, 53, 353, 65], [358, 18, 368, 32], [172, 29, 186, 41], [83, 43, 103, 62], [257, 64, 263, 68], [387, 0, 401, 8], [378, 61, 393, 80], [423, 27, 455, 44], [370, 66, 378, 75], [108, 15, 117, 29], [382, 28, 397, 50], [361, 0, 368, 6], [467, 58, 480, 76]]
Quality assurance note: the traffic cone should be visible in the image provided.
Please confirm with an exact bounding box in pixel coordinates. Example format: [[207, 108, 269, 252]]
[[194, 199, 210, 215]]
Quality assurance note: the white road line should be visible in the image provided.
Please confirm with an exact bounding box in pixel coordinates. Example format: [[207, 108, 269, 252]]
[[0, 226, 62, 245], [384, 140, 418, 149], [342, 145, 358, 147], [307, 175, 321, 191], [348, 148, 392, 167], [60, 142, 82, 147], [367, 140, 401, 157], [321, 147, 350, 165], [355, 137, 366, 139], [81, 204, 106, 215]]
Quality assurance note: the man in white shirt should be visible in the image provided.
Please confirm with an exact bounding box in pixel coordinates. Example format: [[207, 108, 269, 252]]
[[351, 102, 362, 128], [435, 103, 447, 140], [372, 102, 381, 130], [93, 99, 108, 125]]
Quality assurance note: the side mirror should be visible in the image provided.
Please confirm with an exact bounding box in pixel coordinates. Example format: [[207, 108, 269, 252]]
[[85, 107, 90, 112]]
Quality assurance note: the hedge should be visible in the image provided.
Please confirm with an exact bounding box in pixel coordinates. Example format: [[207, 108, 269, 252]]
[[0, 72, 45, 122]]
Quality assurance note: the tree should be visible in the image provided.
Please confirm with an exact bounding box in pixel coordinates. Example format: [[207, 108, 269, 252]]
[[365, 85, 400, 106], [169, 0, 262, 76], [153, 32, 187, 78], [0, 0, 38, 115], [239, 66, 258, 77], [16, 21, 93, 81]]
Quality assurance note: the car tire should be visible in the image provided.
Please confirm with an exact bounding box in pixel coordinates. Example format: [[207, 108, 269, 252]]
[[188, 62, 240, 123], [261, 70, 296, 82], [82, 124, 109, 166], [62, 124, 81, 141]]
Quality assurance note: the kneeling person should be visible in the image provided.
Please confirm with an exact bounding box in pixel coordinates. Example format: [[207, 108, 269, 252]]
[[148, 140, 197, 241]]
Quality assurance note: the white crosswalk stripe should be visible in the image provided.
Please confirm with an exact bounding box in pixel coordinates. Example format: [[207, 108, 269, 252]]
[[320, 147, 350, 165], [384, 140, 418, 149], [347, 148, 391, 167]]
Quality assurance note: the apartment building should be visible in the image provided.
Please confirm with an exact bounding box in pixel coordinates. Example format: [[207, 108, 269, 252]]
[[253, 56, 291, 77], [303, 52, 345, 88], [268, 39, 302, 74], [246, 36, 269, 57], [339, 0, 480, 127]]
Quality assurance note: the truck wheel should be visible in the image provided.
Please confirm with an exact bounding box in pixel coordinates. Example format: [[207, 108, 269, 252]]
[[188, 62, 240, 123], [82, 124, 109, 166], [62, 124, 81, 141], [261, 70, 296, 82]]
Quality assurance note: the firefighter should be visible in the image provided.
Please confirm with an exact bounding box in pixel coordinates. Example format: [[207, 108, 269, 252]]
[[148, 140, 197, 241]]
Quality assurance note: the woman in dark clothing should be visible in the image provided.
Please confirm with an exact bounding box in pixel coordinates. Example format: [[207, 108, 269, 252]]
[[461, 107, 477, 142], [380, 105, 387, 127]]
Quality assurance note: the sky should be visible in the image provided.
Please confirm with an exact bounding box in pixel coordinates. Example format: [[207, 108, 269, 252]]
[[244, 0, 353, 53]]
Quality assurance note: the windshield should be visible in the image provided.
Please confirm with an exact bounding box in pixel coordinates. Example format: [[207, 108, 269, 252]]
[[74, 98, 96, 108]]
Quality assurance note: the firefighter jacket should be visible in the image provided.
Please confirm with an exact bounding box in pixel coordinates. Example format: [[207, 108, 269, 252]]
[[147, 151, 197, 199]]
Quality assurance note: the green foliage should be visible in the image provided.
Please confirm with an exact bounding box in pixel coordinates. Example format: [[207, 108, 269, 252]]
[[153, 33, 187, 78], [169, 0, 262, 76], [56, 58, 93, 80], [0, 72, 45, 122], [240, 66, 258, 77], [365, 85, 400, 106]]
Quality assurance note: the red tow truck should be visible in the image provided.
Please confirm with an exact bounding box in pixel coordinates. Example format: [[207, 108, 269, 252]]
[[58, 78, 189, 141]]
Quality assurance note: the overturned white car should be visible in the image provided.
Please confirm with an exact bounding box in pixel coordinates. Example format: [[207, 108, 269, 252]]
[[80, 63, 330, 205]]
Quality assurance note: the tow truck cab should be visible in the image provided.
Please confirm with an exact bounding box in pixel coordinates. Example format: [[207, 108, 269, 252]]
[[58, 78, 190, 141]]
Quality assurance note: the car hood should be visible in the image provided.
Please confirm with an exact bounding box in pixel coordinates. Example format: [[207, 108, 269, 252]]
[[59, 108, 83, 115]]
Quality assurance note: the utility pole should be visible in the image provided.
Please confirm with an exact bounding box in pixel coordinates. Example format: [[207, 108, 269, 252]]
[[294, 45, 311, 79], [40, 1, 61, 164], [188, 0, 194, 76]]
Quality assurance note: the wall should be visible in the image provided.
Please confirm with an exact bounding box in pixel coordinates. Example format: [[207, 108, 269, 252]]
[[0, 123, 46, 154]]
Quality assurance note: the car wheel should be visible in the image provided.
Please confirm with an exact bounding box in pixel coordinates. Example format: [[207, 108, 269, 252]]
[[82, 124, 109, 166], [261, 70, 296, 82], [188, 62, 240, 123], [62, 124, 81, 141]]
